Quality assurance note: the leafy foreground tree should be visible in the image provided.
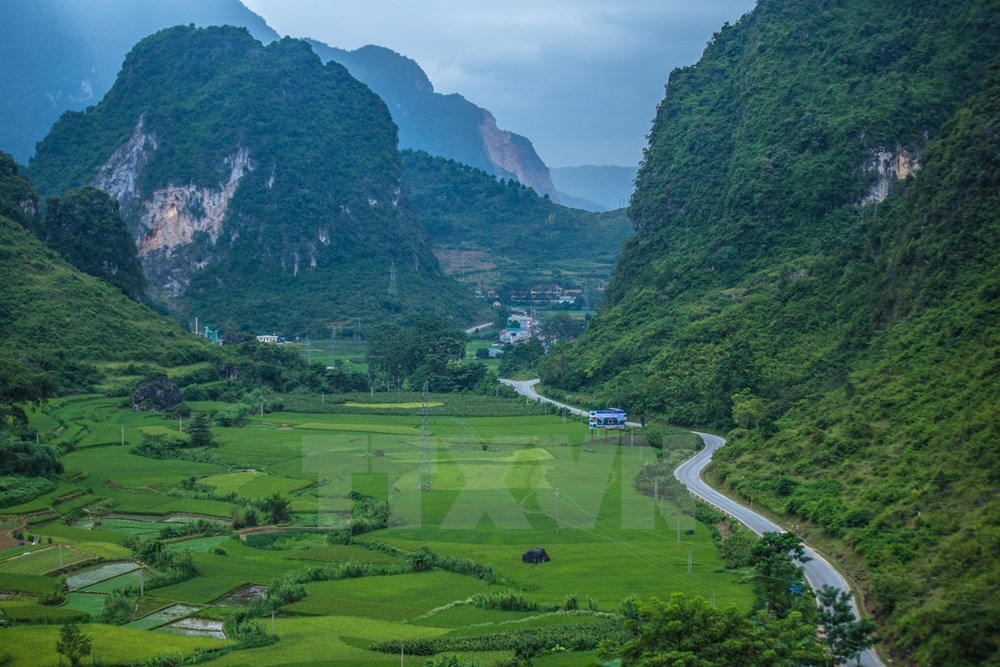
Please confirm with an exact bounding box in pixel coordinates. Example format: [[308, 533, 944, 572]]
[[752, 532, 811, 619], [816, 585, 876, 666], [55, 623, 92, 666], [598, 593, 825, 667]]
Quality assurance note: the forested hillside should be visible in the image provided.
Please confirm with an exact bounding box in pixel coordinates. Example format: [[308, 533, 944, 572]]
[[27, 26, 484, 333], [541, 1, 1000, 663], [401, 150, 632, 288], [0, 152, 215, 393]]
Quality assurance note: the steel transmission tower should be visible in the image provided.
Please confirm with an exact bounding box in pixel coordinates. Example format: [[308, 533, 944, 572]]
[[388, 261, 398, 298], [418, 381, 432, 491]]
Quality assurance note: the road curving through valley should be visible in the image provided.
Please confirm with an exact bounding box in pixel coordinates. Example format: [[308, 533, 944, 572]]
[[500, 378, 883, 667]]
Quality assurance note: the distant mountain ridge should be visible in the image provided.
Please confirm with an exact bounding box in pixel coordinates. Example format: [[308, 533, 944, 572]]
[[27, 26, 483, 333], [306, 42, 557, 200], [0, 0, 558, 204]]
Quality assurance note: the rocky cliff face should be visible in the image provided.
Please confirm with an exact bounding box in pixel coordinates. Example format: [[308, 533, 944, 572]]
[[478, 111, 556, 198], [863, 146, 919, 204]]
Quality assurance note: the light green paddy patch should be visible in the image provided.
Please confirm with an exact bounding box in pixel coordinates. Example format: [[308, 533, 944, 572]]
[[210, 615, 446, 667], [343, 401, 444, 409]]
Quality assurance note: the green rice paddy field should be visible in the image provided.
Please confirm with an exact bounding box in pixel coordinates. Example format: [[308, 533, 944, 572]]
[[0, 393, 750, 666]]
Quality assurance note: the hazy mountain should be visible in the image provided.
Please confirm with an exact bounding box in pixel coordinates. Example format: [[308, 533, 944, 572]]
[[306, 42, 557, 201], [550, 165, 639, 212], [0, 0, 279, 164], [28, 26, 484, 334], [541, 1, 1000, 663], [1, 1, 557, 204]]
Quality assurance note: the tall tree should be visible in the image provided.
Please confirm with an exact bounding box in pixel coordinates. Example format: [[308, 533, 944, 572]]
[[186, 412, 214, 448], [55, 623, 92, 667], [816, 585, 876, 666], [751, 532, 810, 619]]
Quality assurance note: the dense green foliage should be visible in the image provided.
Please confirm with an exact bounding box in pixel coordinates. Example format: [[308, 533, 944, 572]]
[[40, 187, 146, 299], [27, 26, 485, 333], [544, 1, 1000, 663], [0, 152, 37, 232], [599, 593, 824, 667], [401, 150, 632, 286]]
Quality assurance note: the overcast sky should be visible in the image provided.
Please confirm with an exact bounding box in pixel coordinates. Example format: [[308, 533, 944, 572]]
[[241, 1, 757, 168]]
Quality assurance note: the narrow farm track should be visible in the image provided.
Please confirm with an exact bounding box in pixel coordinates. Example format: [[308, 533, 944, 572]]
[[501, 378, 883, 667]]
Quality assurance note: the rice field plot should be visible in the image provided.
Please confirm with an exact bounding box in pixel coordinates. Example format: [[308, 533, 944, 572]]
[[209, 615, 446, 667], [151, 551, 299, 605], [0, 545, 92, 575], [62, 446, 226, 489], [0, 623, 227, 666], [0, 572, 59, 595], [66, 561, 139, 590], [0, 598, 88, 624], [92, 516, 182, 538], [81, 568, 144, 593], [285, 571, 492, 621], [63, 591, 107, 617], [167, 535, 232, 553], [198, 470, 313, 497], [128, 603, 203, 630]]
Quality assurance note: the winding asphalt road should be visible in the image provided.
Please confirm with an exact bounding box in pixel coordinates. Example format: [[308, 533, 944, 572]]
[[501, 378, 882, 667]]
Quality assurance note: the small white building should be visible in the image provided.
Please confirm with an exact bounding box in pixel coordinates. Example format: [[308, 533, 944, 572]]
[[256, 334, 280, 344], [499, 328, 532, 344]]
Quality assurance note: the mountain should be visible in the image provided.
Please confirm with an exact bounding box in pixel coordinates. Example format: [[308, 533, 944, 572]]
[[306, 42, 557, 201], [27, 26, 484, 334], [0, 1, 557, 206], [0, 0, 279, 164], [401, 150, 632, 288], [0, 151, 216, 393], [540, 1, 1000, 664], [550, 165, 639, 212]]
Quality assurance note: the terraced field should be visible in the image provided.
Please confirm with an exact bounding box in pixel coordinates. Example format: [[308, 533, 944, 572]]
[[0, 393, 748, 666]]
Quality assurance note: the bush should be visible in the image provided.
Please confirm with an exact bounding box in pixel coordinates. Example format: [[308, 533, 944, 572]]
[[470, 590, 537, 612]]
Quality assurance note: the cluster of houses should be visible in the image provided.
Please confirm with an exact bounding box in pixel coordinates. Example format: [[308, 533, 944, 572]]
[[499, 313, 535, 344]]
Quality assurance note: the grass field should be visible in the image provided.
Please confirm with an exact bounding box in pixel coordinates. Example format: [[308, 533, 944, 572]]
[[5, 393, 752, 666]]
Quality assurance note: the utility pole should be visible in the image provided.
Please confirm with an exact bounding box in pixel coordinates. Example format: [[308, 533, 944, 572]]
[[687, 548, 692, 574], [121, 426, 124, 446], [554, 488, 561, 533]]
